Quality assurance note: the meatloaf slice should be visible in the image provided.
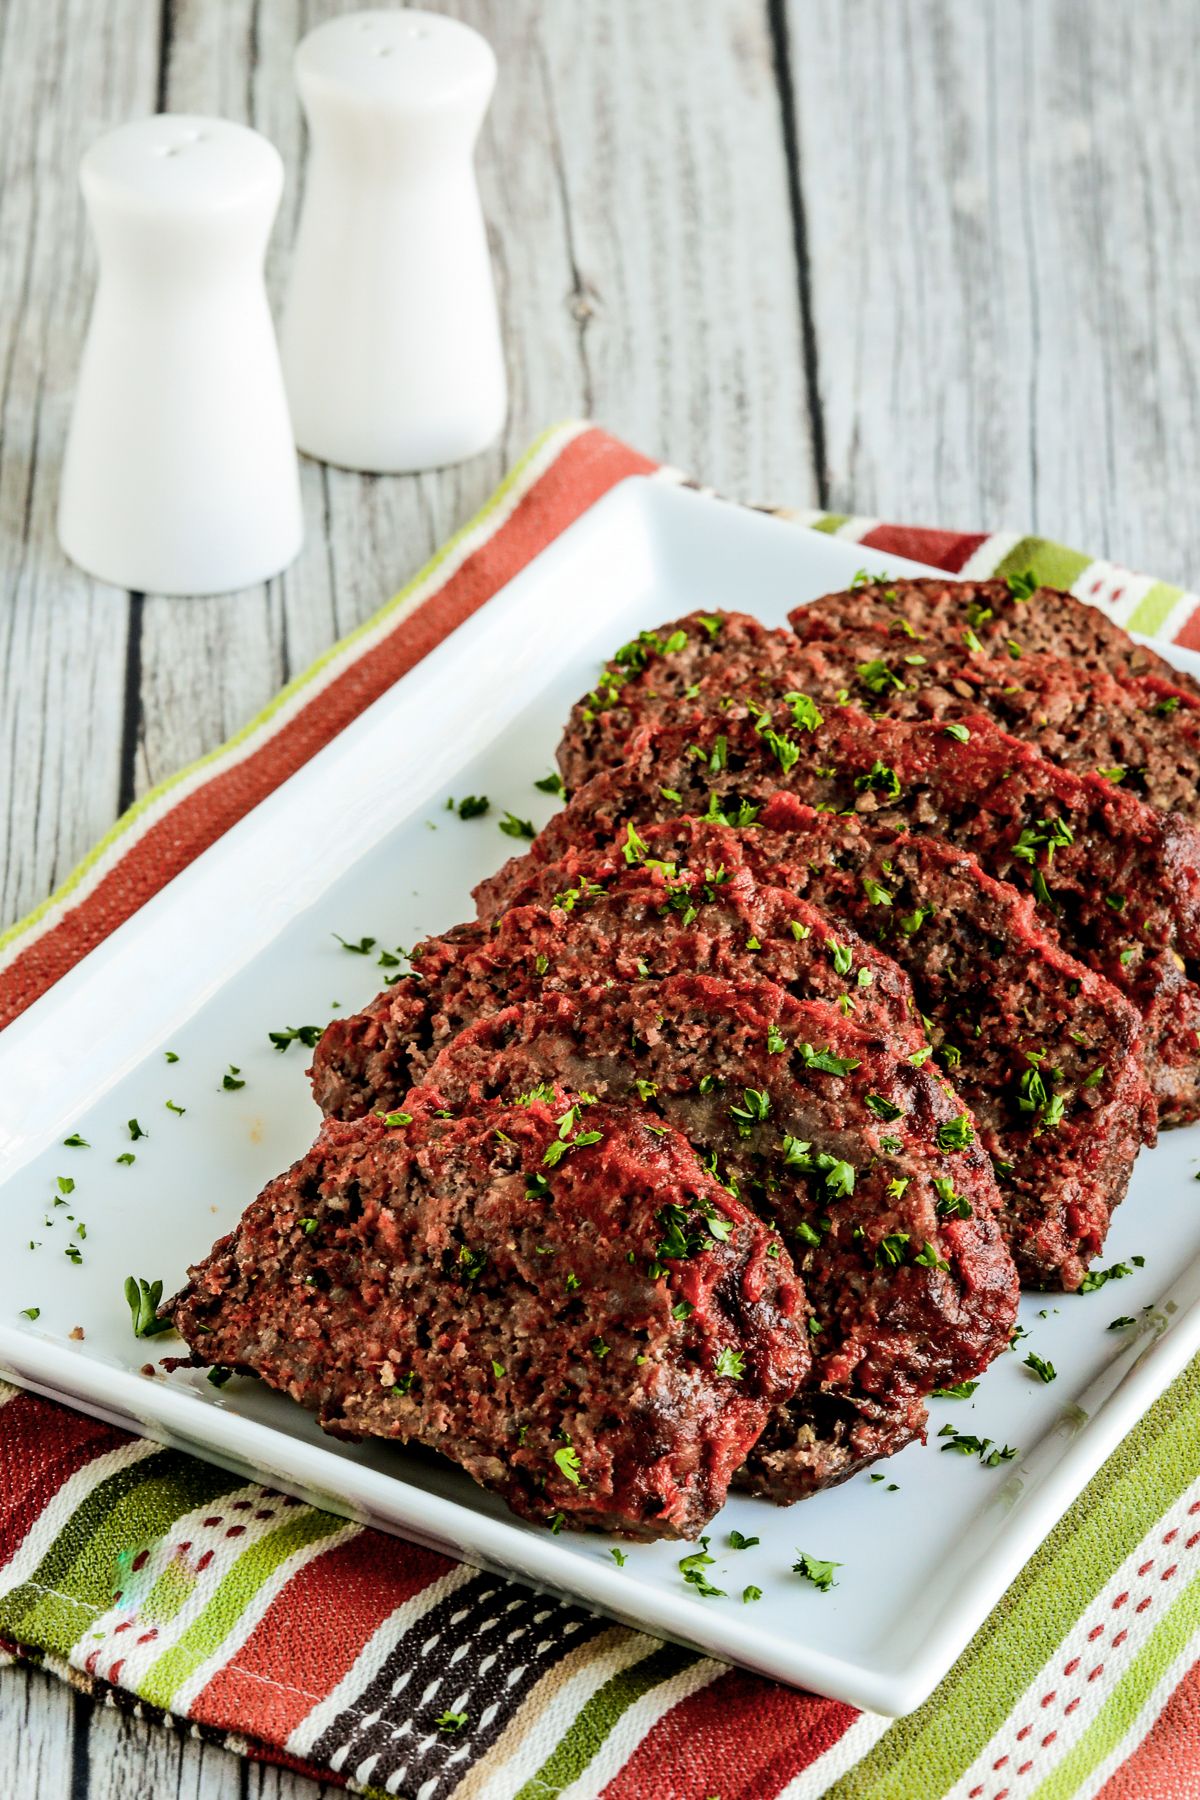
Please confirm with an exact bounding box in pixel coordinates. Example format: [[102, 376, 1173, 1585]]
[[169, 1094, 807, 1540], [774, 631, 1200, 823], [311, 860, 921, 1121], [501, 811, 1151, 1289], [421, 974, 1018, 1499], [558, 609, 801, 792], [480, 706, 1200, 1123], [787, 576, 1200, 704]]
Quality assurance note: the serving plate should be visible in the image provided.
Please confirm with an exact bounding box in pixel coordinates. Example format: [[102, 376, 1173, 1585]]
[[2, 477, 1198, 1717]]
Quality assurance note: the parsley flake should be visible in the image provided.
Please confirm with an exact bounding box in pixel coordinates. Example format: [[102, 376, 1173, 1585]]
[[125, 1276, 173, 1338], [553, 1445, 584, 1487], [792, 1551, 840, 1592]]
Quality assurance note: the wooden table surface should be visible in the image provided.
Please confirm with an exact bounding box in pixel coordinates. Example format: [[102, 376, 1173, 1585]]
[[3, 0, 1199, 1792]]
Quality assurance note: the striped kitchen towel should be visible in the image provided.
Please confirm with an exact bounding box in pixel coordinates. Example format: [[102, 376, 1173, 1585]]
[[2, 422, 1200, 1799]]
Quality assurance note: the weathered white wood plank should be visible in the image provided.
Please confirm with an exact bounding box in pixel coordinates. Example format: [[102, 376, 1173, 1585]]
[[0, 0, 159, 927], [80, 1689, 340, 1799], [0, 1663, 80, 1798], [789, 0, 1200, 587]]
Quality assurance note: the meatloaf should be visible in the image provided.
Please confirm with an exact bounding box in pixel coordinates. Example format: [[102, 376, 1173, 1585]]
[[420, 973, 1018, 1499], [788, 575, 1200, 704], [311, 862, 921, 1120], [483, 705, 1200, 1123], [169, 1093, 808, 1539], [558, 609, 801, 793], [770, 631, 1200, 823], [495, 810, 1153, 1289]]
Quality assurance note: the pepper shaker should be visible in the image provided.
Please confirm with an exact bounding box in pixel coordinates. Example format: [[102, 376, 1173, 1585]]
[[281, 10, 507, 474], [58, 116, 303, 596]]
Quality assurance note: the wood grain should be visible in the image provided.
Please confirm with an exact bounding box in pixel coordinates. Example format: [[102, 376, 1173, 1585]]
[[3, 0, 1200, 1795], [788, 0, 1200, 583]]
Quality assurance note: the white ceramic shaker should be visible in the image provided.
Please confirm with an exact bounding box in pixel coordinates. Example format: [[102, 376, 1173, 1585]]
[[281, 9, 507, 473], [58, 116, 303, 596]]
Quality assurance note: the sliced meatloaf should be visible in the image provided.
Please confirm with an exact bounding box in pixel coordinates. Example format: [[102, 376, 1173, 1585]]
[[421, 974, 1018, 1499], [771, 631, 1200, 823], [558, 609, 801, 793], [169, 1094, 807, 1540], [500, 812, 1151, 1289], [788, 576, 1200, 703], [311, 863, 921, 1120], [480, 706, 1200, 1123]]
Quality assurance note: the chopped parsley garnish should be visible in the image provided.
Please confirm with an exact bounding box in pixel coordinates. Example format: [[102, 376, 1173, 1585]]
[[854, 760, 902, 800], [63, 1134, 89, 1148], [375, 1110, 413, 1127], [1079, 1257, 1143, 1292], [164, 1050, 179, 1063], [435, 1711, 468, 1733], [1108, 1316, 1136, 1331], [553, 1445, 583, 1487], [18, 1307, 39, 1321], [932, 1380, 978, 1399], [499, 811, 536, 839], [792, 1551, 840, 1592], [943, 722, 971, 743], [857, 658, 905, 696], [914, 1241, 950, 1272], [1096, 766, 1126, 784], [861, 875, 893, 906], [875, 1232, 910, 1268], [938, 1426, 1019, 1466], [125, 1276, 173, 1338], [1024, 1351, 1057, 1383], [116, 1152, 136, 1165], [790, 920, 812, 940], [759, 727, 801, 773], [457, 1244, 487, 1283], [57, 1176, 75, 1196], [909, 1045, 933, 1067], [728, 1529, 760, 1550], [221, 1066, 245, 1091], [165, 1099, 186, 1115], [829, 939, 854, 976], [743, 1585, 763, 1603], [900, 906, 932, 936], [730, 1088, 771, 1134], [269, 1024, 324, 1052], [535, 772, 567, 798], [933, 1177, 972, 1219], [935, 1113, 974, 1151], [333, 933, 376, 954], [865, 1093, 903, 1121], [1006, 569, 1038, 600], [207, 1367, 234, 1388], [798, 1043, 860, 1076], [785, 691, 824, 731], [714, 1347, 745, 1380], [454, 794, 490, 818], [1157, 694, 1181, 716]]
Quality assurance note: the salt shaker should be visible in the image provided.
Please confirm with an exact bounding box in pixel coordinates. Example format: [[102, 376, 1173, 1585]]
[[58, 116, 303, 596], [281, 10, 507, 474]]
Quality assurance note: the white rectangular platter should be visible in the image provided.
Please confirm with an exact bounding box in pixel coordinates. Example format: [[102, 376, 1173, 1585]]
[[2, 477, 1198, 1717]]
